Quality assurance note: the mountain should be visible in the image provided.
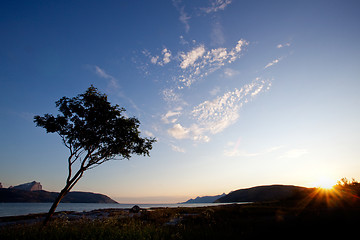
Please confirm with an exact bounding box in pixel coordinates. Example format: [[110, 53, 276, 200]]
[[181, 193, 226, 204], [10, 181, 42, 191], [0, 189, 118, 203], [215, 185, 310, 203]]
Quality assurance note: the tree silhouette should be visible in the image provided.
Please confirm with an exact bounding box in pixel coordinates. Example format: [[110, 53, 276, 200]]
[[34, 86, 156, 225]]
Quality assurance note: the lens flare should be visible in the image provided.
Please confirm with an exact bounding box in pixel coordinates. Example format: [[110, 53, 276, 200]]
[[315, 177, 336, 189]]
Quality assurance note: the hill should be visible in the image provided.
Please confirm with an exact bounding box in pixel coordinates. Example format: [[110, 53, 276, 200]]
[[10, 181, 42, 191], [181, 193, 226, 204], [0, 188, 117, 203], [215, 185, 309, 203]]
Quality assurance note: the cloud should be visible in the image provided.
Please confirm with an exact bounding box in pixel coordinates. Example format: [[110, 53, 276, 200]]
[[279, 148, 308, 159], [211, 20, 225, 46], [144, 130, 155, 138], [94, 65, 119, 89], [150, 56, 159, 64], [170, 144, 186, 153], [264, 58, 281, 69], [148, 48, 172, 66], [224, 144, 284, 157], [172, 0, 191, 33], [192, 77, 270, 137], [277, 43, 291, 48], [179, 35, 188, 45], [168, 123, 190, 139], [224, 149, 261, 157], [180, 45, 206, 69], [209, 86, 220, 96], [223, 68, 239, 77], [201, 0, 232, 14], [162, 48, 172, 65], [162, 88, 186, 105], [166, 77, 271, 142], [161, 108, 182, 124], [179, 7, 191, 33], [95, 65, 111, 79], [92, 65, 142, 113], [145, 39, 248, 90], [177, 39, 249, 88]]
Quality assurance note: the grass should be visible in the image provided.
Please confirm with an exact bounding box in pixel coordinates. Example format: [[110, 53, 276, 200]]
[[1, 200, 360, 240]]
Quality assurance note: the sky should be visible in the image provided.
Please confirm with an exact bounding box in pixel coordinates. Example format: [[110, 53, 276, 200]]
[[1, 0, 360, 203]]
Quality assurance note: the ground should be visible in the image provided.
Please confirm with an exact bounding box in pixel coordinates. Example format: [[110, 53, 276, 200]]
[[1, 201, 360, 239]]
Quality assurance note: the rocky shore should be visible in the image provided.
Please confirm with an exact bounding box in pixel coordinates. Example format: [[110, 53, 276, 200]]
[[1, 202, 360, 239]]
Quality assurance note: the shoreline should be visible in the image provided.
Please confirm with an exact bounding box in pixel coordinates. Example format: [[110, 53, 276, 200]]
[[0, 202, 244, 218], [0, 203, 243, 227], [1, 202, 360, 239]]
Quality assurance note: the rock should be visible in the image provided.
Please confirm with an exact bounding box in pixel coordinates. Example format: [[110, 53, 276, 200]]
[[130, 205, 141, 213], [10, 181, 42, 191]]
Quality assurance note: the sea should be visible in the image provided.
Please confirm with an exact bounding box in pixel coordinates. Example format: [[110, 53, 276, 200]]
[[0, 202, 241, 217]]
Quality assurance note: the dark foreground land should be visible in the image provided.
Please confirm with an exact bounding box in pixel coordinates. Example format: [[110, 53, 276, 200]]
[[1, 199, 360, 240]]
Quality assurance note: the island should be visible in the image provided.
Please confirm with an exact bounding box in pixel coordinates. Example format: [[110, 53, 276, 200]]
[[0, 181, 117, 203]]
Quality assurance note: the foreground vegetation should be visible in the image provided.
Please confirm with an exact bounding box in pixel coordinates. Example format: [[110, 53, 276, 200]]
[[1, 178, 360, 240], [2, 203, 360, 239]]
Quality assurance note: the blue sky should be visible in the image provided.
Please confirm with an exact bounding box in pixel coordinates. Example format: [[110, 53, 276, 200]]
[[1, 0, 360, 203]]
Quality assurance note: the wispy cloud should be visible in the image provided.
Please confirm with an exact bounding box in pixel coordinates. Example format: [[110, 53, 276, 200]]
[[277, 42, 291, 48], [224, 148, 261, 157], [94, 65, 119, 89], [170, 144, 186, 153], [166, 77, 271, 142], [279, 148, 308, 159], [264, 57, 281, 69], [162, 88, 186, 105], [223, 67, 239, 77], [201, 0, 232, 14], [209, 86, 220, 96], [178, 39, 249, 88], [92, 65, 141, 113], [144, 130, 155, 138], [146, 39, 248, 90], [179, 35, 188, 45], [224, 144, 284, 157], [161, 108, 182, 124], [192, 77, 270, 135], [172, 0, 191, 33], [210, 20, 225, 45]]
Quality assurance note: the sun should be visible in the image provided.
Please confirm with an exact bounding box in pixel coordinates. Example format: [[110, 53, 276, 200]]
[[314, 177, 337, 190]]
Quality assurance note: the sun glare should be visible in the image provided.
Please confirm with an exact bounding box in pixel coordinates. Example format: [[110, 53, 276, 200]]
[[315, 177, 336, 190]]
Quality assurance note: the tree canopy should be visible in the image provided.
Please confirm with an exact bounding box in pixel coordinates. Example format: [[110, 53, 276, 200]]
[[34, 86, 155, 166], [34, 85, 155, 224]]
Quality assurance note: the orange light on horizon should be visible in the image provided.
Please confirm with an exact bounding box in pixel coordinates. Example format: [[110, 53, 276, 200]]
[[313, 176, 337, 190]]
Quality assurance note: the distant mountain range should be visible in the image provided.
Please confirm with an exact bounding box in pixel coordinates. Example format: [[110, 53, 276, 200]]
[[181, 185, 309, 204], [0, 181, 117, 203], [215, 185, 310, 203], [0, 189, 118, 203], [181, 193, 226, 204]]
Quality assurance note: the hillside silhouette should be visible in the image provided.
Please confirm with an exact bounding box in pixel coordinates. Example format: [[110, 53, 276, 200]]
[[0, 188, 117, 203], [216, 185, 310, 203]]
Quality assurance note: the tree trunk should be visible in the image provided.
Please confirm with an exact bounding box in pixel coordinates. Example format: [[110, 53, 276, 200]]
[[42, 184, 70, 226], [42, 164, 86, 226]]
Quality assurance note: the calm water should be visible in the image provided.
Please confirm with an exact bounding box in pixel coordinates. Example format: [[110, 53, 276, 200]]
[[0, 202, 241, 217]]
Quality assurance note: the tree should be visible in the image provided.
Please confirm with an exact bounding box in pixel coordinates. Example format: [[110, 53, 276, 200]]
[[34, 86, 156, 225]]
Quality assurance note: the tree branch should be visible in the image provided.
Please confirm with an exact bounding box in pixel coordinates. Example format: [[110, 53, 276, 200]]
[[67, 170, 84, 193], [66, 152, 76, 184]]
